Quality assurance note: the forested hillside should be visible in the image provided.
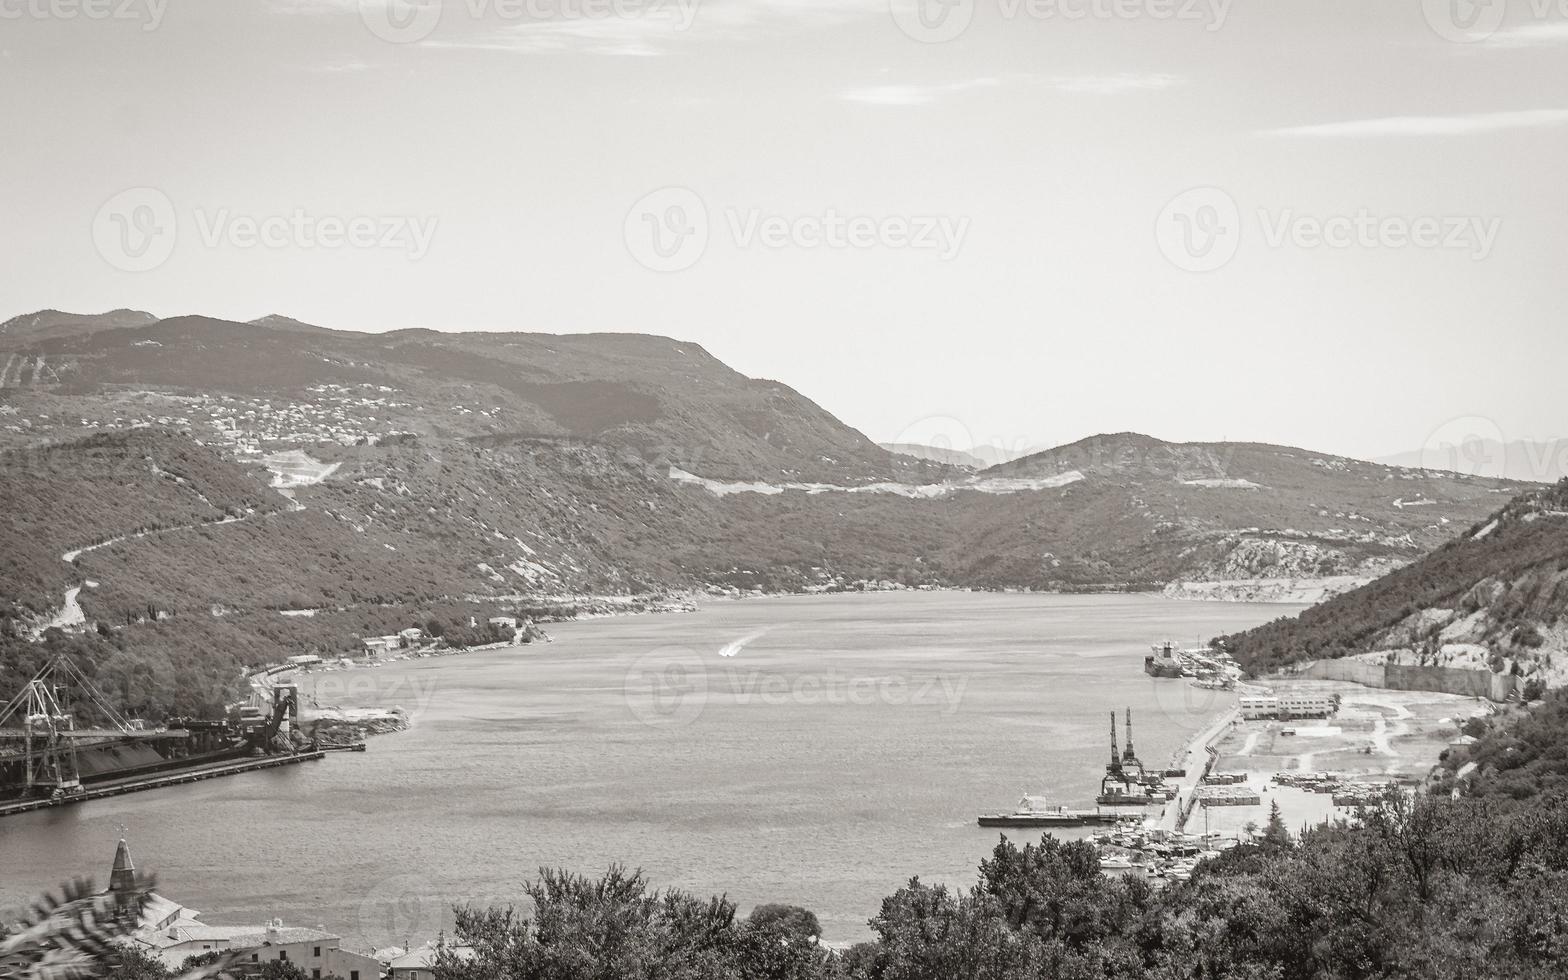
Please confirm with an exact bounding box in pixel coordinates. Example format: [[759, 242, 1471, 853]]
[[1220, 480, 1568, 679], [0, 310, 1539, 720]]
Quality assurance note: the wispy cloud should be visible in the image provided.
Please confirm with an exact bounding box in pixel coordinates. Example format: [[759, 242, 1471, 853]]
[[1043, 73, 1182, 95], [842, 73, 1181, 106], [1261, 108, 1568, 138], [273, 0, 888, 56], [1483, 21, 1568, 47], [841, 78, 1002, 107]]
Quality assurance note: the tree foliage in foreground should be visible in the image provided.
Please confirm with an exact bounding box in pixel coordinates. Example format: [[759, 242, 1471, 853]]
[[436, 790, 1568, 980]]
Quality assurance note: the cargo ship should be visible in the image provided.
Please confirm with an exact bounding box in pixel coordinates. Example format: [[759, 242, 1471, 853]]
[[977, 797, 1123, 828], [1146, 640, 1244, 689]]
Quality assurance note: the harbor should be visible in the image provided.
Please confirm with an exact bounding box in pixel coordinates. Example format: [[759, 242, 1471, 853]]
[[976, 638, 1489, 881], [0, 654, 368, 818]]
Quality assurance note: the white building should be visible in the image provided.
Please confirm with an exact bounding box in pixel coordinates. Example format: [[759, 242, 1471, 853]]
[[1239, 691, 1338, 720], [388, 941, 474, 980], [109, 839, 382, 980]]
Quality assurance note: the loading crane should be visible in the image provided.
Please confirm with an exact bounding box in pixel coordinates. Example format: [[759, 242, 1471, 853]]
[[0, 657, 132, 799]]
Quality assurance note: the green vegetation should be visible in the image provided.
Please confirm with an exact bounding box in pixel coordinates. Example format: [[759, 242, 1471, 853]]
[[1221, 480, 1568, 675], [1436, 686, 1568, 800], [430, 696, 1568, 980], [435, 788, 1568, 980]]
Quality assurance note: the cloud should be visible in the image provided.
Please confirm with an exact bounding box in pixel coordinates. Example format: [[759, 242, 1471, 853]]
[[273, 0, 889, 56], [1043, 73, 1181, 94], [428, 16, 678, 57], [1484, 22, 1568, 47], [841, 78, 1001, 107], [1261, 108, 1568, 138], [841, 73, 1181, 106]]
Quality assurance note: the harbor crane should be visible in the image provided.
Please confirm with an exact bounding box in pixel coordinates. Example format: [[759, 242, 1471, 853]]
[[0, 657, 132, 799]]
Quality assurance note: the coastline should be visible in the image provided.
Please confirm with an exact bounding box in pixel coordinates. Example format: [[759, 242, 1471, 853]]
[[1157, 706, 1239, 832]]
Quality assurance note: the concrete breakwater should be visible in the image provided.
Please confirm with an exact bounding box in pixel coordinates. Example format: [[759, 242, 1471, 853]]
[[1287, 659, 1516, 702]]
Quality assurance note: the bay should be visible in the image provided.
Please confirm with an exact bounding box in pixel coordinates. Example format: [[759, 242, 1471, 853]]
[[0, 592, 1300, 945]]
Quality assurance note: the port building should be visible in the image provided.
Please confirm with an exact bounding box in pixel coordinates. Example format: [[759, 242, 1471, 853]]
[[1239, 691, 1339, 720]]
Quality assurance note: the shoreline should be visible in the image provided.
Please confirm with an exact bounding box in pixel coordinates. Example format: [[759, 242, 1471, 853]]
[[1157, 706, 1240, 832]]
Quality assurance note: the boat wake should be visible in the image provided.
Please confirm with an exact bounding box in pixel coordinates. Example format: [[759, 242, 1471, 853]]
[[718, 629, 768, 658]]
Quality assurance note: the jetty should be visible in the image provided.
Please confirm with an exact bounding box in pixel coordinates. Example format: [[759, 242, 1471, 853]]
[[0, 751, 326, 818]]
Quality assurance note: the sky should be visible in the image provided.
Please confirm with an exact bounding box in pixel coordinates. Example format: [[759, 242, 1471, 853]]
[[2, 0, 1565, 463]]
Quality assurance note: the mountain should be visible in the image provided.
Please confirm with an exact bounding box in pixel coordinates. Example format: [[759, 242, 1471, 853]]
[[880, 442, 1036, 468], [1375, 439, 1568, 485], [880, 442, 983, 469], [0, 309, 158, 349], [8, 313, 927, 484], [0, 311, 1536, 716], [1219, 479, 1568, 688], [974, 432, 1524, 597]]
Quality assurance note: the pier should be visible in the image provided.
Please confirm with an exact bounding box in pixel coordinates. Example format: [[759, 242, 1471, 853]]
[[0, 751, 326, 818]]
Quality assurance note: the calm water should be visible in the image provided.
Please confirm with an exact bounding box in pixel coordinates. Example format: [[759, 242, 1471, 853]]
[[0, 592, 1298, 945]]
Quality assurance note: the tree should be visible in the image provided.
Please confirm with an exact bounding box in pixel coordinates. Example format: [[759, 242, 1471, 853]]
[[746, 905, 821, 942], [1261, 799, 1292, 850]]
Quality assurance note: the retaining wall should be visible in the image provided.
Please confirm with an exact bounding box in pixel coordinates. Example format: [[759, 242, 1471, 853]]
[[1292, 659, 1516, 701]]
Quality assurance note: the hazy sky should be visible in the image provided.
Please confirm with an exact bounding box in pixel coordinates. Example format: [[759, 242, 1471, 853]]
[[3, 0, 1565, 461]]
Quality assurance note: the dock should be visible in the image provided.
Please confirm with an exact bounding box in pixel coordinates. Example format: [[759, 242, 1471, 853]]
[[0, 751, 326, 818]]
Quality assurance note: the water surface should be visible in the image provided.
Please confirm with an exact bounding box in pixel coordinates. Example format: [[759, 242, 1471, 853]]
[[0, 592, 1299, 944]]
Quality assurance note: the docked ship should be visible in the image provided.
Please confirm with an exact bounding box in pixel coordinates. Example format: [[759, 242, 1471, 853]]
[[1146, 640, 1244, 689], [977, 797, 1123, 828], [1145, 640, 1198, 677]]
